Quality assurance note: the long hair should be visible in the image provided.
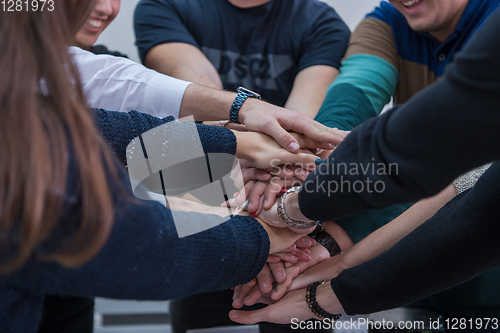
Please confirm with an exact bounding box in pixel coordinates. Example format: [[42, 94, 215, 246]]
[[0, 0, 119, 273]]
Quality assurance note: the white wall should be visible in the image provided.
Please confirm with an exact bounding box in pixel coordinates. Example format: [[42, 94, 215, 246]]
[[96, 0, 383, 63]]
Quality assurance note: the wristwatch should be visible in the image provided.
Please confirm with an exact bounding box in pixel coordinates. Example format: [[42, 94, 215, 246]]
[[277, 186, 318, 229], [308, 224, 341, 257], [229, 87, 262, 124]]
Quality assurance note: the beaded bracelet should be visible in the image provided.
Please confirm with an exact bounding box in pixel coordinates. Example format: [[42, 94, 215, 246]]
[[306, 281, 342, 321]]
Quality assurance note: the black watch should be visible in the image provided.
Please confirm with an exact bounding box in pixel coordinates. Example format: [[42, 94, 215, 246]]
[[308, 225, 341, 257]]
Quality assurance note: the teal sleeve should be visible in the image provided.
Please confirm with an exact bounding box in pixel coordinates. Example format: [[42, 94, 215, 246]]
[[315, 54, 399, 131]]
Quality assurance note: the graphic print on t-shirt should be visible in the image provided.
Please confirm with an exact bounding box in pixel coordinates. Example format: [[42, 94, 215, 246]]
[[202, 47, 293, 91]]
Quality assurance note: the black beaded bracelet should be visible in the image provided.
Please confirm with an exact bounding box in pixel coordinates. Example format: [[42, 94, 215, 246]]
[[306, 281, 342, 321]]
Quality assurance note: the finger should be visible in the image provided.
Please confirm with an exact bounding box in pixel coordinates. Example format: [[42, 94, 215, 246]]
[[270, 252, 299, 264], [233, 281, 258, 309], [289, 248, 311, 262], [243, 284, 265, 307], [294, 237, 316, 249], [272, 273, 294, 301], [267, 255, 282, 263], [256, 264, 273, 294], [269, 165, 295, 179], [293, 134, 336, 151], [262, 178, 283, 210], [268, 261, 286, 283], [286, 119, 346, 147], [242, 167, 272, 184], [229, 308, 269, 325], [223, 181, 254, 208], [247, 181, 267, 213], [267, 121, 301, 153], [233, 279, 255, 301], [254, 195, 265, 216], [278, 152, 320, 169]]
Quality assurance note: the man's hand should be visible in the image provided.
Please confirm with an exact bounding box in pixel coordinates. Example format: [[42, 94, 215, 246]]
[[229, 281, 344, 325], [239, 98, 347, 153]]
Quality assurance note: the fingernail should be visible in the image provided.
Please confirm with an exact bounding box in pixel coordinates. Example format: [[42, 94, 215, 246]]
[[262, 282, 269, 291], [288, 142, 299, 152], [232, 311, 239, 319], [263, 200, 268, 207], [315, 158, 325, 166], [275, 272, 283, 280], [291, 256, 298, 262], [247, 202, 252, 209]]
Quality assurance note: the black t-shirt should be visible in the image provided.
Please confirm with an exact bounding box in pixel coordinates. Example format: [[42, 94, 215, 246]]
[[134, 0, 350, 106]]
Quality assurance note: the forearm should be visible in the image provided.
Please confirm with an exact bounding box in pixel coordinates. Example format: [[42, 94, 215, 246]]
[[284, 66, 339, 119], [145, 43, 223, 90], [314, 54, 397, 130], [331, 164, 500, 315], [342, 184, 456, 269]]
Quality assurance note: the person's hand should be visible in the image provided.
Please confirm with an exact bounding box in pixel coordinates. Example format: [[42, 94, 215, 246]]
[[239, 99, 347, 153], [255, 217, 305, 254], [290, 252, 348, 292], [230, 159, 272, 189], [233, 242, 330, 307], [229, 281, 345, 325], [232, 130, 331, 169]]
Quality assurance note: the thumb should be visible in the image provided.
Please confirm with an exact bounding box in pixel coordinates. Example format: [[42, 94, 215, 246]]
[[229, 308, 268, 325], [268, 122, 300, 153]]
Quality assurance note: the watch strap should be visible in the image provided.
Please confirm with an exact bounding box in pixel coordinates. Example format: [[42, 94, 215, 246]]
[[229, 87, 261, 124], [308, 225, 341, 257]]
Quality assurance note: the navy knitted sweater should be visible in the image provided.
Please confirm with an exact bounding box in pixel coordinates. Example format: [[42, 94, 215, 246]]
[[0, 110, 269, 332], [298, 8, 500, 315]]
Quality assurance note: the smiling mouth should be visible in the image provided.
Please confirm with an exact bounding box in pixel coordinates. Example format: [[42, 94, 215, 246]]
[[86, 19, 103, 29], [402, 0, 422, 8]]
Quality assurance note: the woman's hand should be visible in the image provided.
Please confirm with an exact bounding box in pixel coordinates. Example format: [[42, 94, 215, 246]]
[[232, 130, 329, 169]]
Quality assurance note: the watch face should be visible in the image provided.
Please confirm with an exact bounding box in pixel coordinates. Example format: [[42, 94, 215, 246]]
[[238, 86, 261, 99]]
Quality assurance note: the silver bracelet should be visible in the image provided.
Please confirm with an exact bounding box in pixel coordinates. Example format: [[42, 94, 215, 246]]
[[277, 186, 318, 229], [453, 163, 492, 194]]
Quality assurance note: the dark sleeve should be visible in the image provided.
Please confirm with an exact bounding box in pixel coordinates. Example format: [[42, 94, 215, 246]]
[[299, 8, 500, 221], [92, 108, 237, 165], [297, 5, 350, 72], [7, 160, 269, 302], [134, 0, 199, 63], [331, 162, 500, 315]]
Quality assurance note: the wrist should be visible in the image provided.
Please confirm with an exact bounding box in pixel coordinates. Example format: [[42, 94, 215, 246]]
[[237, 97, 259, 124], [232, 130, 251, 161], [285, 191, 314, 223], [315, 281, 344, 315]]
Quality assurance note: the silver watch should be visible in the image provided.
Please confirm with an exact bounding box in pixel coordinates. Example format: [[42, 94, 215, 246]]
[[277, 186, 318, 229]]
